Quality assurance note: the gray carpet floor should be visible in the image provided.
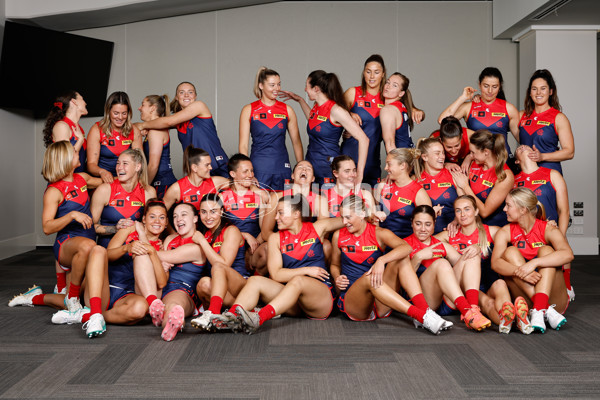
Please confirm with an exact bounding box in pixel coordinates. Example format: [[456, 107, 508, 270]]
[[1, 248, 599, 399]]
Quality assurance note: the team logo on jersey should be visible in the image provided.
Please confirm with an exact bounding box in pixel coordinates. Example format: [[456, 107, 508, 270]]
[[470, 175, 479, 183], [115, 199, 125, 207], [285, 244, 294, 252], [532, 242, 544, 248], [384, 193, 392, 200], [342, 245, 356, 253], [131, 201, 143, 207], [278, 123, 284, 129], [516, 240, 525, 249], [81, 185, 87, 192], [273, 114, 286, 119], [537, 121, 551, 126], [315, 126, 321, 132], [245, 203, 258, 208], [362, 245, 377, 251], [308, 250, 315, 258], [537, 130, 544, 136], [122, 140, 132, 145], [423, 183, 431, 190], [213, 241, 223, 248], [496, 121, 503, 128], [517, 181, 525, 187], [524, 120, 532, 126], [437, 182, 451, 188], [482, 180, 494, 188], [477, 111, 486, 117], [532, 180, 547, 185], [377, 104, 384, 108], [301, 238, 315, 246], [398, 197, 412, 205], [535, 189, 542, 196], [68, 190, 78, 199], [253, 114, 261, 120], [317, 116, 328, 122], [492, 113, 506, 117], [108, 139, 115, 146], [458, 243, 468, 251], [309, 112, 315, 119]]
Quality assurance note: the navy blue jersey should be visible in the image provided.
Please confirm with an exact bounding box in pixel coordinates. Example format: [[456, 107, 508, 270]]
[[249, 100, 291, 175], [98, 181, 145, 248], [340, 87, 383, 185], [177, 116, 229, 176], [143, 133, 177, 199], [205, 225, 247, 278], [338, 223, 383, 288], [379, 180, 422, 238], [221, 189, 262, 238], [60, 117, 87, 173], [418, 169, 458, 233], [469, 163, 510, 226], [165, 235, 209, 290], [514, 167, 558, 224], [467, 99, 511, 154], [519, 107, 562, 173], [390, 100, 414, 149], [96, 122, 134, 175], [305, 100, 342, 183]]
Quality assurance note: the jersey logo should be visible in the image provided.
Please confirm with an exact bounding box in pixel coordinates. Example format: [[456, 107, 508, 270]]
[[245, 203, 258, 208], [317, 116, 327, 122], [285, 244, 294, 252], [213, 241, 223, 248], [470, 175, 479, 183], [423, 183, 431, 190], [384, 193, 392, 200], [398, 197, 412, 205], [437, 182, 451, 188], [517, 240, 526, 249], [517, 181, 525, 187], [524, 120, 532, 126], [273, 114, 287, 119], [81, 185, 87, 192], [537, 121, 551, 126], [477, 111, 485, 117], [301, 238, 315, 246], [491, 112, 506, 117], [122, 140, 132, 145], [342, 245, 356, 253], [362, 245, 377, 251], [482, 180, 494, 188], [531, 242, 544, 248], [532, 180, 547, 185], [131, 201, 143, 207], [377, 104, 384, 108], [108, 139, 115, 146]]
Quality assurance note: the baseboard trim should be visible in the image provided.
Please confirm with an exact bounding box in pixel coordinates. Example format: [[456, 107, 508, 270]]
[[567, 236, 599, 255]]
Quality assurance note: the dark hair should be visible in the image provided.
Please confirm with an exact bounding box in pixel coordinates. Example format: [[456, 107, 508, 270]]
[[183, 145, 210, 176], [524, 69, 561, 116], [254, 67, 280, 99], [145, 198, 167, 216], [330, 154, 355, 175], [99, 91, 133, 138], [278, 194, 311, 222], [360, 54, 386, 101], [170, 81, 197, 114], [169, 201, 198, 231], [470, 129, 508, 182], [478, 67, 506, 101], [414, 137, 443, 180], [308, 70, 349, 112], [411, 204, 436, 222], [390, 72, 415, 131], [144, 94, 170, 118], [439, 116, 463, 140], [227, 153, 252, 173], [42, 90, 78, 147], [199, 193, 231, 246]]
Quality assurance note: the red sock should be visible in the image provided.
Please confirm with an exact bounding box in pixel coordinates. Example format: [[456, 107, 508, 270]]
[[532, 293, 549, 311], [454, 296, 471, 315], [563, 267, 572, 290], [465, 289, 479, 306], [56, 272, 66, 292], [81, 313, 91, 323], [90, 297, 102, 315], [208, 296, 223, 314], [258, 304, 276, 325], [410, 293, 429, 310], [146, 295, 158, 307], [407, 306, 426, 323], [68, 283, 80, 299], [32, 294, 46, 306], [230, 304, 243, 316]]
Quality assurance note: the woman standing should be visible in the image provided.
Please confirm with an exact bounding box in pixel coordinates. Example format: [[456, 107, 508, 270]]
[[380, 72, 419, 152], [136, 82, 229, 177], [239, 67, 304, 190], [518, 69, 574, 174], [87, 91, 142, 183], [138, 95, 177, 199], [279, 70, 369, 185]]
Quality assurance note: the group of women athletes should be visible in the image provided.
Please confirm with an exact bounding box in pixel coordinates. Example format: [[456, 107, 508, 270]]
[[8, 54, 575, 341]]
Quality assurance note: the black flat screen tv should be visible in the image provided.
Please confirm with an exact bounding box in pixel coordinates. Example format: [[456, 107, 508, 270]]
[[0, 21, 114, 118]]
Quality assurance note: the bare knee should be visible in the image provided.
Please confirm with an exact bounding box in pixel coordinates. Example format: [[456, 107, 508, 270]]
[[537, 245, 554, 258], [490, 279, 508, 293], [90, 245, 107, 259], [128, 298, 149, 321], [196, 277, 212, 297]]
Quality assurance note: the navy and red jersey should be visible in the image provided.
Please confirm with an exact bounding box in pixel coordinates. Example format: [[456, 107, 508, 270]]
[[324, 187, 366, 218], [340, 87, 384, 185], [467, 99, 511, 153], [305, 100, 343, 183], [468, 163, 510, 226], [47, 173, 96, 241], [60, 117, 87, 173], [431, 128, 470, 164], [404, 234, 447, 268], [98, 180, 145, 248], [418, 168, 458, 233], [449, 225, 494, 258], [96, 122, 134, 175], [205, 225, 247, 277], [379, 180, 422, 238], [282, 188, 319, 219], [109, 231, 161, 289], [338, 223, 383, 287], [142, 133, 177, 199], [514, 167, 558, 225], [166, 235, 208, 286], [518, 107, 562, 173], [221, 189, 262, 238], [280, 222, 328, 282], [510, 219, 548, 261], [178, 176, 218, 211], [177, 116, 229, 176], [249, 100, 291, 173], [390, 100, 414, 149]]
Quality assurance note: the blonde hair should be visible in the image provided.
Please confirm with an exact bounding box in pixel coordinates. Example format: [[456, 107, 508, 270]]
[[42, 141, 75, 183], [253, 67, 280, 99], [455, 195, 491, 258], [144, 94, 170, 117], [388, 147, 421, 175], [120, 148, 150, 189], [509, 188, 546, 220], [414, 137, 443, 180], [470, 129, 508, 182], [99, 91, 133, 138]]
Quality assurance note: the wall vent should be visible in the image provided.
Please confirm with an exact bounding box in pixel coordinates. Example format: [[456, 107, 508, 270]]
[[529, 0, 572, 21]]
